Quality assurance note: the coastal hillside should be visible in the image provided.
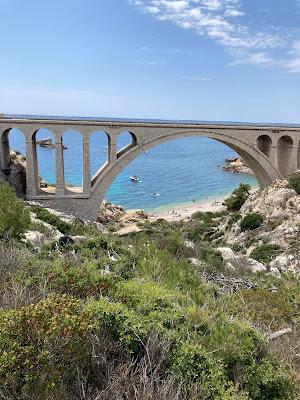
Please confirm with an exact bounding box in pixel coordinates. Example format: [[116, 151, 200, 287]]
[[0, 179, 299, 400]]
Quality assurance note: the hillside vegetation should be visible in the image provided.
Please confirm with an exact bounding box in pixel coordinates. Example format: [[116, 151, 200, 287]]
[[0, 182, 299, 400]]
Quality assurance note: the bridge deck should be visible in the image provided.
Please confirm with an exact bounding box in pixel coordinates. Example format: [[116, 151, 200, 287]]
[[1, 114, 300, 129]]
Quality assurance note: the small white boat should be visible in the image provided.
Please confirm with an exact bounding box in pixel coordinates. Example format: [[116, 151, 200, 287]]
[[130, 175, 139, 182], [36, 138, 54, 148], [152, 192, 160, 197]]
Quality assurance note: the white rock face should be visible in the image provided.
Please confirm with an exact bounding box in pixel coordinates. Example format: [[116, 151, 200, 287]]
[[24, 231, 46, 246], [247, 258, 266, 273], [184, 240, 196, 250], [217, 247, 235, 261], [71, 235, 88, 243], [225, 180, 300, 276], [270, 255, 298, 274]]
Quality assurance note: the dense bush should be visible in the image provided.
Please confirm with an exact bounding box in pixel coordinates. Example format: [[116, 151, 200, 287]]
[[224, 183, 251, 211], [240, 213, 263, 231], [250, 244, 281, 263], [288, 174, 300, 194], [0, 183, 30, 239]]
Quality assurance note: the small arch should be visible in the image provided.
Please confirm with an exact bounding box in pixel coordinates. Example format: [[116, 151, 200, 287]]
[[256, 135, 272, 158], [62, 130, 83, 193], [89, 130, 109, 186], [277, 135, 293, 177], [33, 129, 56, 194], [117, 131, 137, 158], [0, 128, 26, 195]]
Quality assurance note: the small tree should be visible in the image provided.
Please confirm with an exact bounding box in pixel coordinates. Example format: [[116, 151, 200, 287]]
[[224, 183, 251, 212], [0, 183, 30, 239]]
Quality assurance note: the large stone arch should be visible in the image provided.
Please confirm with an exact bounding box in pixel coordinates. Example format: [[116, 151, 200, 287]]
[[82, 129, 281, 221]]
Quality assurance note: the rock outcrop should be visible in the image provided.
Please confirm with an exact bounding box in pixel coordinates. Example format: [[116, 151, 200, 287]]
[[0, 151, 27, 195], [222, 156, 253, 175], [97, 200, 126, 224], [224, 179, 300, 274], [97, 200, 149, 227]]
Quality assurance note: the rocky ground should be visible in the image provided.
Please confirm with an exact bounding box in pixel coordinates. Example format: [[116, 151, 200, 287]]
[[24, 178, 300, 278]]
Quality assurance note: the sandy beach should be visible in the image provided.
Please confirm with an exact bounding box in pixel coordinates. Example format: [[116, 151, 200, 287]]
[[149, 196, 226, 222]]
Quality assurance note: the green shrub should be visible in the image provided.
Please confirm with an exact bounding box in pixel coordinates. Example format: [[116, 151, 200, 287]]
[[198, 245, 223, 269], [0, 183, 30, 239], [288, 174, 300, 194], [0, 294, 93, 393], [240, 213, 263, 232], [250, 244, 280, 263], [227, 289, 297, 328], [45, 260, 119, 298], [225, 184, 251, 211], [31, 205, 71, 235], [246, 359, 295, 400], [171, 342, 227, 396]]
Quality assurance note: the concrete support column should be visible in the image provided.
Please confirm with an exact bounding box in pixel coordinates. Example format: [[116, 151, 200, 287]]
[[55, 139, 65, 195], [26, 138, 39, 196], [83, 139, 91, 194], [290, 145, 298, 173], [270, 145, 278, 169], [108, 139, 117, 163], [0, 137, 10, 169]]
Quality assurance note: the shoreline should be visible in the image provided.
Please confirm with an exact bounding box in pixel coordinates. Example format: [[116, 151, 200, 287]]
[[148, 195, 227, 222]]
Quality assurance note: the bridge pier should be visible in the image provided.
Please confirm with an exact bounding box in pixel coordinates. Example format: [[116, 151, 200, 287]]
[[108, 138, 117, 162], [83, 139, 91, 194], [289, 145, 298, 174], [25, 138, 39, 196], [55, 139, 66, 196]]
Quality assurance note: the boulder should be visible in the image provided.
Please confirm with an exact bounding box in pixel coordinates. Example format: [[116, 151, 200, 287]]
[[97, 200, 125, 224], [116, 224, 143, 236], [247, 258, 266, 273], [217, 247, 235, 261], [24, 231, 46, 246], [71, 235, 88, 243], [270, 254, 298, 273]]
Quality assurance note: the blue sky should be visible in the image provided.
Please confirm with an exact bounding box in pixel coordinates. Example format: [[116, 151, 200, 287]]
[[1, 0, 300, 123]]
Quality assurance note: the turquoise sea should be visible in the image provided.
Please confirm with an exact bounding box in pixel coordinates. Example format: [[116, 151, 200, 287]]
[[8, 129, 257, 211]]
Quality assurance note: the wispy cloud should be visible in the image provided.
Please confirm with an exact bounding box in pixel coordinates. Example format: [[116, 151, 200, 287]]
[[129, 0, 300, 73], [282, 40, 300, 73]]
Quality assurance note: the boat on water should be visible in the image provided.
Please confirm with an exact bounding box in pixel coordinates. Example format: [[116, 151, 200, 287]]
[[36, 138, 54, 148], [152, 192, 160, 197], [130, 175, 139, 182]]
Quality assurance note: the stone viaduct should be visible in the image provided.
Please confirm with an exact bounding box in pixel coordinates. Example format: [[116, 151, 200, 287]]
[[0, 114, 300, 221]]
